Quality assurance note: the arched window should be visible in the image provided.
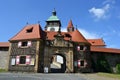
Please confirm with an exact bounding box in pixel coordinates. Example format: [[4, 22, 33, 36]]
[[50, 28, 55, 31]]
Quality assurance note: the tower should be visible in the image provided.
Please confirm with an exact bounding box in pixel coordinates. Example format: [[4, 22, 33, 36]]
[[45, 9, 61, 32], [67, 20, 74, 32]]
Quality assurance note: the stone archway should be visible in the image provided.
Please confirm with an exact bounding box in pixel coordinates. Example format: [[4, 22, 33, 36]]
[[50, 53, 66, 73]]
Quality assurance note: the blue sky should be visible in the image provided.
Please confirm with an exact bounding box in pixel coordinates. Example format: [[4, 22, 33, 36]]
[[0, 0, 120, 49]]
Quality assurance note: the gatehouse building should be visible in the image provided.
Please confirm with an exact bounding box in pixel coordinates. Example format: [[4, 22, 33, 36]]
[[1, 10, 120, 73]]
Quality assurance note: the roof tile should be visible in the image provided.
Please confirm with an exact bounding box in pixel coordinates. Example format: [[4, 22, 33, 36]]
[[71, 29, 89, 43], [87, 39, 106, 46], [10, 24, 44, 41], [91, 46, 120, 54], [0, 42, 10, 47]]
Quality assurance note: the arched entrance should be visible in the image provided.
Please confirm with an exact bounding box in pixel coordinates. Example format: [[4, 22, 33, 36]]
[[50, 54, 66, 73]]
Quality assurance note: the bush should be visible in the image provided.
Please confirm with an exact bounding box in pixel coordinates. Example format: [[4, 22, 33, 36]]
[[116, 64, 120, 74]]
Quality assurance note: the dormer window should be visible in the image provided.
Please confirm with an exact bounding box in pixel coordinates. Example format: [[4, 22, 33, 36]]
[[65, 33, 71, 37], [26, 27, 33, 33]]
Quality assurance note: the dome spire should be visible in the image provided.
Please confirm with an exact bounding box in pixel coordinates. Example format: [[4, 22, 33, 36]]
[[52, 8, 56, 16]]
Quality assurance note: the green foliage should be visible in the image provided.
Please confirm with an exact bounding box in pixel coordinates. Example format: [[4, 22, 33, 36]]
[[96, 55, 111, 73], [116, 64, 120, 74], [0, 69, 7, 72]]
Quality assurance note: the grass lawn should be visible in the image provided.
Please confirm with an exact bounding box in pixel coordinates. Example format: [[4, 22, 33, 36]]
[[97, 72, 120, 79], [0, 69, 7, 73]]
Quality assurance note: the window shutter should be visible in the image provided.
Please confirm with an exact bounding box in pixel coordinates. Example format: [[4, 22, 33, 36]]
[[83, 46, 87, 51], [18, 42, 22, 47], [16, 56, 20, 64], [77, 60, 81, 68], [26, 56, 31, 65], [11, 58, 15, 65], [84, 60, 87, 66], [77, 46, 80, 51], [27, 41, 31, 47]]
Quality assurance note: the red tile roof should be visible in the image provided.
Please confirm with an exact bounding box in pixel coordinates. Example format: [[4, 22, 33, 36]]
[[10, 24, 44, 41], [91, 46, 120, 54], [46, 31, 71, 41], [46, 30, 90, 43], [0, 42, 10, 47], [87, 39, 106, 46], [67, 20, 74, 28], [71, 29, 89, 43], [8, 23, 120, 54]]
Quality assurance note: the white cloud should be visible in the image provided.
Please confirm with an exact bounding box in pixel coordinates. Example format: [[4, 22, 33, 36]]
[[61, 28, 99, 39], [89, 4, 110, 20], [78, 28, 99, 39], [103, 0, 115, 5]]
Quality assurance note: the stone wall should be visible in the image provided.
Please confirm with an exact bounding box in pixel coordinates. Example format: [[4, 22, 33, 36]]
[[44, 46, 74, 73], [0, 51, 9, 69], [91, 52, 120, 73], [8, 41, 37, 72]]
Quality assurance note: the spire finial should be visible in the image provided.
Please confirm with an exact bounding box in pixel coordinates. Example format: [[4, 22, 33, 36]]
[[52, 8, 56, 16]]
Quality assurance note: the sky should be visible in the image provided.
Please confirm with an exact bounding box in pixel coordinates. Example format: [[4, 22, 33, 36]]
[[0, 0, 120, 49]]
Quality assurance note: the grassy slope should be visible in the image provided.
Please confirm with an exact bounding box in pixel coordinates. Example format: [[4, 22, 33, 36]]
[[97, 72, 120, 79]]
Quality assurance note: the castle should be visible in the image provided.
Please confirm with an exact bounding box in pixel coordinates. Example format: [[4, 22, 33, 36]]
[[1, 10, 120, 73]]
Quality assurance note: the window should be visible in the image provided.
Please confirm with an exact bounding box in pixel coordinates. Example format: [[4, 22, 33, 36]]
[[16, 55, 31, 65], [80, 60, 84, 66], [69, 28, 73, 31], [77, 45, 85, 51], [78, 60, 87, 68], [80, 45, 84, 50], [19, 56, 26, 64], [18, 41, 31, 48], [50, 28, 55, 31], [22, 42, 27, 46], [26, 27, 33, 33]]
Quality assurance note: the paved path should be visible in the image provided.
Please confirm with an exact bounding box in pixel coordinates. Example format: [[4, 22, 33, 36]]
[[0, 73, 119, 80], [0, 73, 86, 80]]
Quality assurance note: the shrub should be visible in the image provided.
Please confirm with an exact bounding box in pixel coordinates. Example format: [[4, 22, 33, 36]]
[[116, 64, 120, 74], [96, 55, 111, 73]]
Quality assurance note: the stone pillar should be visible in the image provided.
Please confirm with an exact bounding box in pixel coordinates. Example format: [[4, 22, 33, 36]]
[[34, 41, 40, 72], [7, 43, 12, 71]]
